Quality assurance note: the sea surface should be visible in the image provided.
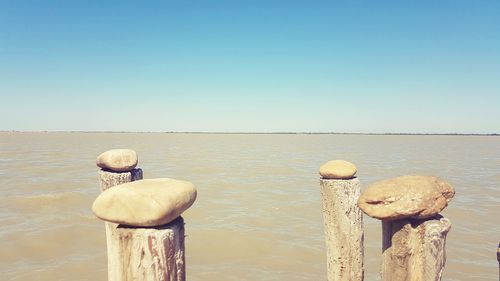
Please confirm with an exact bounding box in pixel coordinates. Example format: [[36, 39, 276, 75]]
[[0, 132, 498, 280]]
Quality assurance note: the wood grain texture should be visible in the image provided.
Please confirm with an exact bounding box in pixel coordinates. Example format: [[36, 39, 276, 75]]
[[497, 243, 500, 280], [97, 168, 143, 280], [98, 168, 143, 192], [320, 178, 364, 281], [108, 217, 186, 281], [381, 216, 451, 281]]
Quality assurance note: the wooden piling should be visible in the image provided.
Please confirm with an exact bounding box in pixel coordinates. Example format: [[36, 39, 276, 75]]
[[381, 215, 451, 281], [98, 168, 143, 280], [97, 163, 187, 281], [497, 243, 500, 280], [320, 177, 364, 281], [108, 217, 186, 281], [98, 168, 143, 192]]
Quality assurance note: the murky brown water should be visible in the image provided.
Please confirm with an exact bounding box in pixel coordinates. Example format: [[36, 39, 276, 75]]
[[0, 132, 498, 280]]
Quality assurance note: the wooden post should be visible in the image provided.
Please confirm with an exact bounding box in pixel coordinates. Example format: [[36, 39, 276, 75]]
[[381, 215, 451, 281], [98, 168, 143, 192], [108, 217, 185, 281], [97, 168, 187, 281], [98, 168, 143, 281], [320, 178, 364, 281], [497, 243, 500, 280]]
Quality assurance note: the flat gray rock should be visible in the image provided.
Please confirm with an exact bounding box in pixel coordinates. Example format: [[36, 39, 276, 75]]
[[358, 175, 455, 221], [92, 178, 197, 227]]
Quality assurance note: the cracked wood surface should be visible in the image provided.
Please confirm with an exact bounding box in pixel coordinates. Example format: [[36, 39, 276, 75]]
[[108, 218, 185, 281], [381, 216, 451, 281], [320, 178, 364, 281]]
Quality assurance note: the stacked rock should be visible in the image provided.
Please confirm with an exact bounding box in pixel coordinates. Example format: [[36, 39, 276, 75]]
[[319, 160, 357, 179], [93, 149, 197, 281], [319, 160, 363, 281], [97, 149, 138, 172], [358, 175, 455, 281], [96, 149, 143, 192]]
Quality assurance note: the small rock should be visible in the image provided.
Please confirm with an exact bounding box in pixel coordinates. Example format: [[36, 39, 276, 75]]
[[358, 175, 455, 221], [92, 178, 197, 227], [319, 160, 357, 179], [96, 149, 138, 172]]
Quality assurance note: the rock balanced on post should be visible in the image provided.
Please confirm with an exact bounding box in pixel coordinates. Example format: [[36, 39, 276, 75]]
[[93, 179, 197, 281], [97, 148, 138, 172], [358, 175, 455, 281], [94, 149, 197, 281], [96, 149, 143, 281], [93, 178, 197, 227], [319, 160, 364, 281], [97, 149, 143, 192]]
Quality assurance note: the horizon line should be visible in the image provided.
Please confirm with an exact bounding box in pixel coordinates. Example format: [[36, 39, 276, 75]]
[[1, 130, 499, 136]]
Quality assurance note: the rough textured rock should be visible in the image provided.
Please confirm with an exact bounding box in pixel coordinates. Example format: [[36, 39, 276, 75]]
[[319, 160, 357, 179], [96, 149, 138, 172], [92, 178, 197, 227], [358, 175, 455, 220]]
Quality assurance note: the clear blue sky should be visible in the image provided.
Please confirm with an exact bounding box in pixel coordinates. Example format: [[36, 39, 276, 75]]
[[1, 1, 499, 133]]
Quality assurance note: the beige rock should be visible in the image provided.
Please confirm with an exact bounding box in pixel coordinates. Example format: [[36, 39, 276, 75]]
[[319, 160, 357, 179], [96, 149, 138, 172], [92, 178, 197, 227], [358, 175, 455, 220]]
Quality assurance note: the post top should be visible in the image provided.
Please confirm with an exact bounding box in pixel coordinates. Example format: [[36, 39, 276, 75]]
[[319, 160, 357, 179], [358, 175, 455, 221], [96, 149, 138, 172]]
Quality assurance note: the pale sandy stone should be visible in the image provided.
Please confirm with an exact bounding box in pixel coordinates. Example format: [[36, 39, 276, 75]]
[[358, 175, 455, 220], [96, 149, 138, 172], [319, 160, 357, 179], [92, 178, 197, 227]]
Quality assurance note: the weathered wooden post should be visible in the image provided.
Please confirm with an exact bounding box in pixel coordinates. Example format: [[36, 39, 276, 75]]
[[96, 149, 142, 280], [497, 243, 500, 280], [94, 150, 197, 281], [93, 178, 196, 281], [319, 160, 364, 281], [381, 216, 451, 281], [358, 175, 455, 281], [98, 168, 143, 191], [107, 217, 186, 281]]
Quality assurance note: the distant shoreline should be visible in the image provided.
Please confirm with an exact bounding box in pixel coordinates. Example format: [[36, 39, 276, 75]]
[[1, 131, 498, 136]]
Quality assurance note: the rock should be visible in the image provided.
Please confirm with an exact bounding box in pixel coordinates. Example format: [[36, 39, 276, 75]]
[[96, 149, 138, 172], [92, 178, 197, 227], [358, 175, 455, 220], [319, 160, 357, 179]]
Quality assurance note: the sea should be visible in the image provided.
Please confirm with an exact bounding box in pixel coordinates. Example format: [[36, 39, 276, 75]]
[[0, 132, 498, 280]]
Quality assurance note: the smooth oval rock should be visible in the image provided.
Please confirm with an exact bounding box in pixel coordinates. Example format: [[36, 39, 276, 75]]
[[92, 178, 197, 227], [319, 160, 357, 179], [96, 149, 138, 172], [358, 175, 455, 221]]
